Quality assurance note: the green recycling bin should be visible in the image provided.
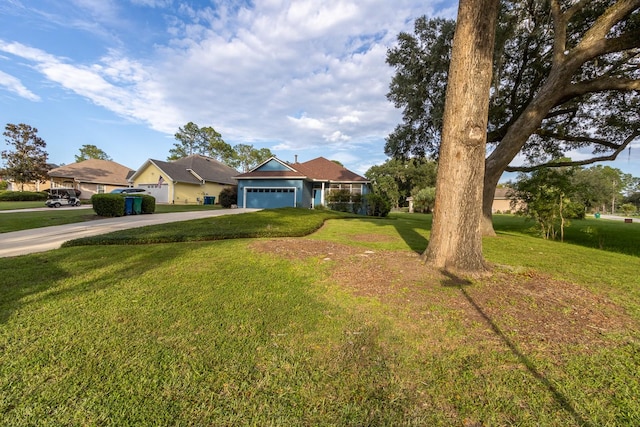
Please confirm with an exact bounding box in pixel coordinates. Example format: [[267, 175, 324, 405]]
[[133, 197, 143, 214], [594, 212, 601, 219]]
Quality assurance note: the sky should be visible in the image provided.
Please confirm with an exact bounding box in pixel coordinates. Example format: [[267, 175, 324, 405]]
[[1, 0, 639, 181]]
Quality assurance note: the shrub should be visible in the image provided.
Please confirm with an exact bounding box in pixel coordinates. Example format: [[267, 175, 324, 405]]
[[0, 181, 7, 191], [326, 189, 352, 212], [219, 186, 238, 208], [140, 195, 156, 214], [365, 193, 391, 217], [91, 194, 125, 217], [0, 191, 48, 201]]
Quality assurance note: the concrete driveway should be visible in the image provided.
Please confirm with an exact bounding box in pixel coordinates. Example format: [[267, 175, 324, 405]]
[[0, 208, 259, 258]]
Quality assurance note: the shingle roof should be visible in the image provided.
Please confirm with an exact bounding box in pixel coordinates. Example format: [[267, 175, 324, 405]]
[[48, 159, 134, 186], [150, 155, 238, 185], [293, 157, 368, 182], [236, 156, 368, 182]]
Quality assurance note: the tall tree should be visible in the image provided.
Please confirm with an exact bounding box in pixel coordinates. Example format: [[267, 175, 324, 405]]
[[75, 144, 112, 162], [365, 158, 437, 208], [511, 162, 584, 241], [229, 144, 274, 172], [423, 0, 499, 274], [1, 123, 49, 191], [168, 122, 234, 162], [387, 1, 640, 236]]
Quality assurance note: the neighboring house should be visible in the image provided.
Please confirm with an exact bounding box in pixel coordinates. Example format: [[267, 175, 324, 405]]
[[128, 154, 238, 204], [3, 163, 58, 192], [235, 156, 370, 211], [48, 159, 134, 199], [492, 187, 526, 213]]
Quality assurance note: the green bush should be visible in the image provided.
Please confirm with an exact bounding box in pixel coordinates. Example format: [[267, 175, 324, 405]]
[[0, 191, 48, 201], [91, 194, 125, 217], [219, 186, 238, 208], [364, 193, 391, 217], [0, 181, 7, 190], [140, 195, 156, 214], [326, 189, 352, 212]]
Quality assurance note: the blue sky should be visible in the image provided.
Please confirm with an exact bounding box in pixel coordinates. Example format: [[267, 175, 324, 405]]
[[1, 0, 639, 180]]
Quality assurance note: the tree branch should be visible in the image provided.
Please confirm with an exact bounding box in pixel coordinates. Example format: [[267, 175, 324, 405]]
[[534, 130, 626, 149], [557, 76, 640, 104], [506, 129, 640, 172]]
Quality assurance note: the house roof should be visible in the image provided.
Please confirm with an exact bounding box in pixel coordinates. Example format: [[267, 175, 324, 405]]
[[134, 154, 238, 185], [48, 159, 134, 186], [494, 187, 512, 199], [236, 156, 368, 183], [293, 157, 368, 182]]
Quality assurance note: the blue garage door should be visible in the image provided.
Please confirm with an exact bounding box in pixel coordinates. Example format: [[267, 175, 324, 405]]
[[246, 188, 296, 209]]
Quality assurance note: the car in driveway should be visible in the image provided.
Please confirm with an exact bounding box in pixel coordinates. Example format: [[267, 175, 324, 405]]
[[110, 188, 147, 194]]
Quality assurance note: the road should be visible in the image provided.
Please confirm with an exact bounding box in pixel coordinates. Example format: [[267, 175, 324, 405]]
[[0, 208, 259, 258]]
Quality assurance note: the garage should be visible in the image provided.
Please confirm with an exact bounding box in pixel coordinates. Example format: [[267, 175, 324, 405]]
[[244, 188, 296, 209], [142, 184, 169, 204]]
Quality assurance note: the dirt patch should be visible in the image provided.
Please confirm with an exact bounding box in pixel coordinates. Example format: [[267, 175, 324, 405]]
[[251, 238, 638, 354]]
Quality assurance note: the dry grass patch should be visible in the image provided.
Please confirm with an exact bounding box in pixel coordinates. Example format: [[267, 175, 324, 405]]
[[251, 238, 638, 360]]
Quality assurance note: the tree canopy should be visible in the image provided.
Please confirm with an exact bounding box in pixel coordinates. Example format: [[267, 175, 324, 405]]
[[1, 123, 49, 191], [75, 144, 112, 162], [365, 158, 437, 208], [168, 122, 273, 171], [168, 122, 234, 162], [387, 1, 640, 234]]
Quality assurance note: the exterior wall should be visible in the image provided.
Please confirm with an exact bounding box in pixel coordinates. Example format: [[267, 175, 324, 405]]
[[130, 164, 169, 203], [257, 159, 290, 172], [132, 164, 164, 187], [50, 178, 120, 199], [6, 180, 51, 192], [172, 182, 231, 205], [237, 178, 308, 208]]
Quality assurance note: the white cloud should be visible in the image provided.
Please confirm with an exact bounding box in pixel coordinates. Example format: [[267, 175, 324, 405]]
[[1, 1, 449, 170], [0, 70, 41, 101]]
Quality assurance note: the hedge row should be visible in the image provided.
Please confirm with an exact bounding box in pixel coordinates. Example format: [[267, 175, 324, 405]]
[[91, 194, 156, 217], [0, 191, 49, 201]]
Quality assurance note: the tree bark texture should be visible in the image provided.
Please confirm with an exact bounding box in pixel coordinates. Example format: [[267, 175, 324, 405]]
[[424, 0, 499, 275]]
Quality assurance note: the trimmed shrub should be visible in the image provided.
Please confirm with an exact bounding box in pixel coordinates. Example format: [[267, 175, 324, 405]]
[[91, 194, 125, 217], [139, 195, 156, 214], [0, 191, 48, 201], [219, 186, 238, 208]]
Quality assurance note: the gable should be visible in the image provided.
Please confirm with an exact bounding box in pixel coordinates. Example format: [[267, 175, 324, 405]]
[[254, 158, 293, 172], [130, 155, 238, 185]]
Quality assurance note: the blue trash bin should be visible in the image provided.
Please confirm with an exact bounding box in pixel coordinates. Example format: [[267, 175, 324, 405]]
[[204, 196, 215, 205], [124, 197, 135, 215]]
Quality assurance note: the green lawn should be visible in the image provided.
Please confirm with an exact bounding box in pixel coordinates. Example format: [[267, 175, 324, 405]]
[[1, 210, 639, 425]]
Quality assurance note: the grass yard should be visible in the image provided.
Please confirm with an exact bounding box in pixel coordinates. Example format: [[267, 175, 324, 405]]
[[1, 210, 639, 425]]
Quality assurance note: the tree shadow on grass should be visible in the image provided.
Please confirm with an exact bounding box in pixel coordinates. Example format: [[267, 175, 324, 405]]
[[441, 270, 594, 427]]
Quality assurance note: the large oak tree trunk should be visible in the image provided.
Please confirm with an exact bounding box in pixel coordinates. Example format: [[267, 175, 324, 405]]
[[423, 0, 499, 275]]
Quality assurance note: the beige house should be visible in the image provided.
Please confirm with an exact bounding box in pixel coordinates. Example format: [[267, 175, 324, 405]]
[[3, 163, 58, 192], [48, 159, 134, 199], [128, 155, 238, 204], [492, 187, 526, 213]]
